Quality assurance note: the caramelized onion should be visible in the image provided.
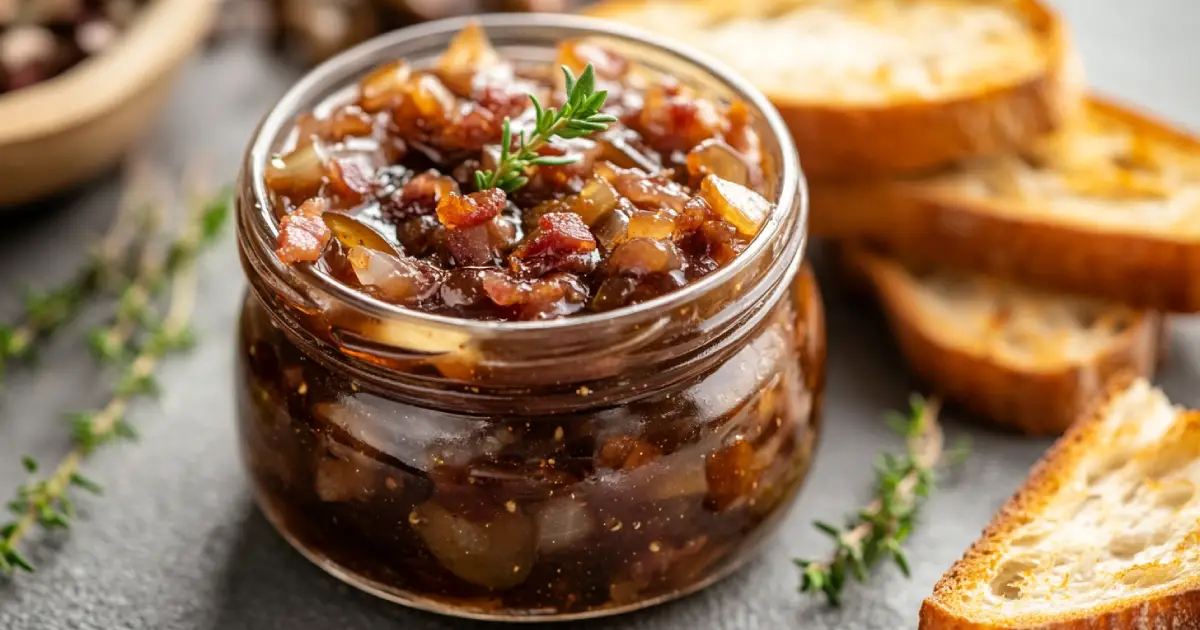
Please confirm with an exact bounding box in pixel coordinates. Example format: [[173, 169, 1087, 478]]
[[348, 247, 443, 305], [323, 212, 401, 257], [686, 139, 752, 188], [698, 175, 769, 237]]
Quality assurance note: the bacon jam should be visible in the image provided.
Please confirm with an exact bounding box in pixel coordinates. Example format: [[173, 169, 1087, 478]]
[[266, 23, 772, 321], [238, 21, 823, 622]]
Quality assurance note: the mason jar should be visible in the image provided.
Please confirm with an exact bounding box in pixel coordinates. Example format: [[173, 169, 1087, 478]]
[[234, 13, 824, 622]]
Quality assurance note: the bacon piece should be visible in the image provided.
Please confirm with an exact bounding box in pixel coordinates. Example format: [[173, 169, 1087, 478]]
[[510, 212, 600, 277], [514, 212, 597, 259], [480, 271, 589, 320], [445, 216, 517, 267], [327, 155, 376, 205], [436, 189, 506, 230], [275, 198, 331, 264], [637, 85, 728, 154], [381, 170, 460, 223], [475, 83, 530, 120]]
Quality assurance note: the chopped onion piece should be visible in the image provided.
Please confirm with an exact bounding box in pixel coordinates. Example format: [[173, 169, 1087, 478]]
[[265, 143, 327, 200], [359, 60, 412, 113], [535, 498, 595, 554], [323, 212, 401, 257], [571, 177, 621, 226], [626, 210, 676, 240], [698, 174, 769, 237], [348, 247, 443, 305], [686, 139, 752, 187], [412, 502, 536, 590], [606, 238, 684, 276], [435, 20, 502, 96]]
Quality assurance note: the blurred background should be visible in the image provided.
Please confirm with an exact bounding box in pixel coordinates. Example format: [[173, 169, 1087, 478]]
[[0, 0, 592, 208]]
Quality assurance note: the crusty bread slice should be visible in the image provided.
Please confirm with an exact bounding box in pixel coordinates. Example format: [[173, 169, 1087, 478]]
[[813, 96, 1200, 312], [841, 247, 1162, 435], [921, 376, 1200, 629], [586, 0, 1082, 179]]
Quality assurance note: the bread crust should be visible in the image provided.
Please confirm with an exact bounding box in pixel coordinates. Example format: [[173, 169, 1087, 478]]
[[841, 248, 1163, 436], [919, 375, 1200, 629], [586, 0, 1082, 180], [812, 96, 1200, 312]]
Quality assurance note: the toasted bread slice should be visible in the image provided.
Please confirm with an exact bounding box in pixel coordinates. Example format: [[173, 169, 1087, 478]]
[[586, 0, 1082, 179], [813, 97, 1200, 312], [921, 376, 1200, 629], [841, 247, 1162, 435]]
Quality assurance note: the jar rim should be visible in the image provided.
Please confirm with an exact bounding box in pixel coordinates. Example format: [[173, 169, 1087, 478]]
[[246, 12, 807, 333]]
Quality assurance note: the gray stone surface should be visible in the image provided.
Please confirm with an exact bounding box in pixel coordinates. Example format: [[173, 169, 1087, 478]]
[[1, 2, 1198, 628]]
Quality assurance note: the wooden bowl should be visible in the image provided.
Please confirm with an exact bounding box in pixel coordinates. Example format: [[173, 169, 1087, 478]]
[[0, 0, 220, 206]]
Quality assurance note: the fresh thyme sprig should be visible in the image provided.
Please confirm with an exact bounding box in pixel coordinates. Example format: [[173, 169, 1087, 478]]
[[87, 184, 229, 363], [0, 181, 230, 576], [87, 206, 167, 362], [474, 63, 617, 193], [0, 163, 157, 379], [796, 395, 965, 606]]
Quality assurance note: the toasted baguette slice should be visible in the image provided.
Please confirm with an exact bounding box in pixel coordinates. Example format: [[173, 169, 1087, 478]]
[[842, 247, 1162, 435], [813, 97, 1200, 312], [921, 376, 1200, 629], [586, 0, 1082, 179]]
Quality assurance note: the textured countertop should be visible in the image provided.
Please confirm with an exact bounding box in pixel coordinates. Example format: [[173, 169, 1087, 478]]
[[2, 2, 1198, 628]]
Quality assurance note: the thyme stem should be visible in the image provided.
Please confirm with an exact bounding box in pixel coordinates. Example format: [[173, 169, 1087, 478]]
[[474, 63, 617, 193], [796, 396, 962, 606], [0, 155, 159, 378], [0, 173, 229, 576]]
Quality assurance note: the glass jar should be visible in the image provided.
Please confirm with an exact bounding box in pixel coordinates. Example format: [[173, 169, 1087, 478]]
[[234, 14, 824, 622]]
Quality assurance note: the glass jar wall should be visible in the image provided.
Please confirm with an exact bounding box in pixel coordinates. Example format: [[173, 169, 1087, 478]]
[[234, 15, 824, 621]]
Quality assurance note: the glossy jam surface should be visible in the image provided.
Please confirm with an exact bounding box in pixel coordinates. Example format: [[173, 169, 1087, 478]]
[[235, 266, 826, 620], [265, 23, 774, 321]]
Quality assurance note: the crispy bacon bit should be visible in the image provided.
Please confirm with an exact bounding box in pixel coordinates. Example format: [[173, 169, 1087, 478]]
[[276, 198, 331, 264], [475, 83, 530, 120], [445, 216, 516, 267], [435, 104, 505, 154], [675, 196, 713, 236], [327, 155, 376, 205], [381, 170, 460, 223], [515, 213, 597, 259], [480, 271, 590, 320], [696, 220, 742, 266], [637, 86, 727, 154], [437, 189, 507, 230]]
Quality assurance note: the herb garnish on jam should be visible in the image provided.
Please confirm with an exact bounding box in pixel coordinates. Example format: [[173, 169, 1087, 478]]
[[474, 64, 618, 193], [268, 23, 775, 321]]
